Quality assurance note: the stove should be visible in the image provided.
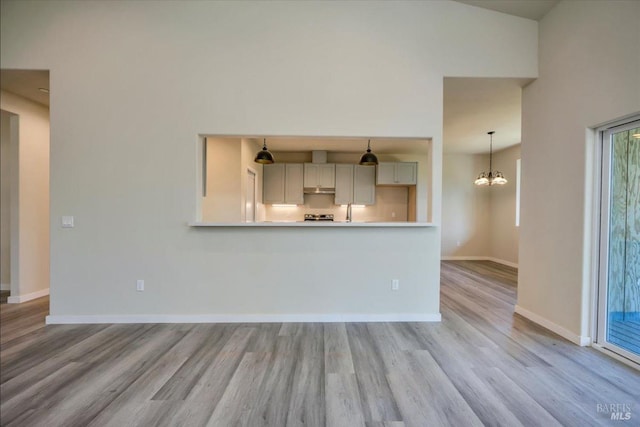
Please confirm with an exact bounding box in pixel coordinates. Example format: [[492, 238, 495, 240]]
[[304, 214, 334, 222]]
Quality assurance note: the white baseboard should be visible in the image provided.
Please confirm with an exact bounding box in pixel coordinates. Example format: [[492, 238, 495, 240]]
[[1, 282, 10, 291], [514, 305, 591, 346], [7, 288, 49, 304], [441, 256, 518, 269], [45, 312, 442, 325], [486, 257, 519, 269], [441, 256, 487, 261]]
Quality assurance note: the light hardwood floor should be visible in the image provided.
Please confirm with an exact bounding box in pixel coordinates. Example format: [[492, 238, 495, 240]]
[[1, 261, 638, 426]]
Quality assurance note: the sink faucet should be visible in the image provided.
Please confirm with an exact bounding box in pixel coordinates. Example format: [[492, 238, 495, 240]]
[[346, 203, 352, 223]]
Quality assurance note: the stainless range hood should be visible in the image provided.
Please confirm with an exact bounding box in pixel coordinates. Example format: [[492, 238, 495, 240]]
[[303, 187, 335, 194]]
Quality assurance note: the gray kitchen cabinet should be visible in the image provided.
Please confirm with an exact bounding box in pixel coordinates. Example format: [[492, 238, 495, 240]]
[[304, 163, 335, 188], [376, 162, 417, 185], [334, 164, 354, 205], [353, 165, 376, 205], [334, 164, 375, 205], [263, 163, 304, 204], [284, 164, 304, 204]]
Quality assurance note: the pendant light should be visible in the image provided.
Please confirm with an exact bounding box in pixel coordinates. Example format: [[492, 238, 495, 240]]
[[474, 131, 507, 186], [254, 138, 275, 164], [359, 139, 379, 165]]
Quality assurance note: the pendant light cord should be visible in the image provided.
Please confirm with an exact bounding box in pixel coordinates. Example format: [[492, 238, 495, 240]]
[[489, 133, 492, 175], [488, 131, 495, 178]]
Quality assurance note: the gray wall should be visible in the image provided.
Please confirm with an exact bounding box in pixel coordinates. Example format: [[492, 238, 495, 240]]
[[519, 0, 640, 339], [441, 144, 520, 266], [0, 1, 537, 320], [0, 110, 11, 289]]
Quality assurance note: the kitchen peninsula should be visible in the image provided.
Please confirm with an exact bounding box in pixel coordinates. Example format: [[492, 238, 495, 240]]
[[195, 136, 433, 227]]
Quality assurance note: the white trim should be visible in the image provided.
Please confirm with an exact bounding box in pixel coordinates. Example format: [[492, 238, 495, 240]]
[[486, 257, 519, 269], [441, 256, 518, 269], [45, 312, 442, 325], [0, 283, 10, 291], [515, 305, 591, 346], [591, 343, 640, 371], [515, 158, 521, 227], [7, 287, 49, 304]]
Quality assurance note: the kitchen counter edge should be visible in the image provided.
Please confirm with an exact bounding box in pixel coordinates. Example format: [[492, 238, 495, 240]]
[[189, 221, 436, 228]]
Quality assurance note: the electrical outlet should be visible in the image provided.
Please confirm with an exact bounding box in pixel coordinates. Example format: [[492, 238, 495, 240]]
[[61, 216, 75, 228], [136, 279, 144, 292], [392, 279, 399, 291]]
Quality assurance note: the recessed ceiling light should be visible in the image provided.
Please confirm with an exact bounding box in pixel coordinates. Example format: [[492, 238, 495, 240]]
[[632, 133, 640, 139], [38, 87, 49, 94]]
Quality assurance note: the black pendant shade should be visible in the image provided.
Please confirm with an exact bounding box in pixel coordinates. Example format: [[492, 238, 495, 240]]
[[254, 138, 275, 164], [359, 139, 379, 165]]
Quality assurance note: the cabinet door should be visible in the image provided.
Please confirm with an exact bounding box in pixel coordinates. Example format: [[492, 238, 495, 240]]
[[376, 162, 417, 185], [285, 163, 304, 204], [304, 163, 335, 188], [353, 165, 376, 205], [334, 164, 354, 205], [303, 164, 318, 188], [263, 164, 285, 204], [318, 164, 336, 188], [376, 163, 396, 185], [396, 162, 417, 185]]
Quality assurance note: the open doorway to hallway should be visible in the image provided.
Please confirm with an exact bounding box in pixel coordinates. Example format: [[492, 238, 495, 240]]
[[441, 77, 528, 273], [0, 69, 50, 307]]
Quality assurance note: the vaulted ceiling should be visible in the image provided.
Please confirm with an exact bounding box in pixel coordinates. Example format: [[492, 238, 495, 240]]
[[2, 1, 559, 155]]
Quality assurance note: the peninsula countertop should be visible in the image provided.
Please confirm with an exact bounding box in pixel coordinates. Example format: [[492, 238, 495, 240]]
[[189, 221, 436, 228]]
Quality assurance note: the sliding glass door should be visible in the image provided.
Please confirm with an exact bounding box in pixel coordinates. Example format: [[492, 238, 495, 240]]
[[598, 118, 640, 363]]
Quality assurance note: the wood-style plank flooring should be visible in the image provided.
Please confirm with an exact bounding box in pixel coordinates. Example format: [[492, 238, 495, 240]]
[[1, 261, 639, 426]]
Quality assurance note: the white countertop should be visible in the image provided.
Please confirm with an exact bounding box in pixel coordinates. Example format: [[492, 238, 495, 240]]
[[189, 221, 436, 227]]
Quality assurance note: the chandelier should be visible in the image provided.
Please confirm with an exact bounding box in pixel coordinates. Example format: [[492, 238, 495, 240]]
[[475, 131, 507, 186]]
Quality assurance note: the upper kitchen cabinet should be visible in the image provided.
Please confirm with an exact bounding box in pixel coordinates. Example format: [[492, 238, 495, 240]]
[[335, 164, 375, 205], [334, 164, 353, 205], [263, 163, 304, 204], [376, 162, 417, 185], [304, 163, 335, 189], [353, 165, 376, 205]]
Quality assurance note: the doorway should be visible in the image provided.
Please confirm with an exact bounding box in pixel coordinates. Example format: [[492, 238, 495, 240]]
[[246, 168, 257, 223], [0, 110, 17, 301], [596, 117, 640, 363], [0, 69, 51, 304]]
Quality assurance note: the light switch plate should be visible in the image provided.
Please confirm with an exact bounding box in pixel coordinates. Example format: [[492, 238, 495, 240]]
[[61, 216, 74, 228]]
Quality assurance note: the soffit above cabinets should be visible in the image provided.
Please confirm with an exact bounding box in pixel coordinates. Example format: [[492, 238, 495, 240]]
[[264, 137, 430, 155], [205, 136, 431, 155]]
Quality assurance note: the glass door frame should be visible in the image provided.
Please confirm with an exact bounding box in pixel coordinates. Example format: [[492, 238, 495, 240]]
[[595, 116, 640, 365]]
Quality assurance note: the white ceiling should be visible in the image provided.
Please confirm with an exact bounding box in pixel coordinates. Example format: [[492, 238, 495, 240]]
[[443, 77, 533, 154], [454, 0, 560, 21], [0, 70, 50, 107]]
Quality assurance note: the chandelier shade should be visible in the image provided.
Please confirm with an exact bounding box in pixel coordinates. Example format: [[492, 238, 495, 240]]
[[475, 131, 507, 186]]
